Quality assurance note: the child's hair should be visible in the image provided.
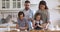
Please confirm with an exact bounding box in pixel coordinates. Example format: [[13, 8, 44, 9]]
[[38, 0, 48, 9], [25, 0, 30, 3], [34, 13, 42, 20], [18, 11, 25, 18]]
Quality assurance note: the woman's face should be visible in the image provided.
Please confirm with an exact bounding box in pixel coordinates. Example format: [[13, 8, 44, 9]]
[[40, 4, 45, 10], [36, 15, 41, 21]]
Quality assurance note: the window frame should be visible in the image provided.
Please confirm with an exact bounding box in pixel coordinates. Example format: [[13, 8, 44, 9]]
[[2, 0, 10, 9], [1, 0, 22, 10]]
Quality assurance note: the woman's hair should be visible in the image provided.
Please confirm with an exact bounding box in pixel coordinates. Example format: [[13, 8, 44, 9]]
[[18, 11, 25, 18], [38, 0, 48, 9], [34, 13, 42, 20]]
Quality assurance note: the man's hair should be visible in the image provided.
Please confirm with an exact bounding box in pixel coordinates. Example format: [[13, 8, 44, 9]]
[[25, 0, 30, 3], [18, 11, 25, 18]]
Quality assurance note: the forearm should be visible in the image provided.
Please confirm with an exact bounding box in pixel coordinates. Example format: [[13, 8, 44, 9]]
[[25, 26, 28, 30], [39, 25, 44, 28], [16, 24, 19, 29]]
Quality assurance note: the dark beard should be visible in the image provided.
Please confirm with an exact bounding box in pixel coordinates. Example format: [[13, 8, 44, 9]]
[[25, 8, 29, 10]]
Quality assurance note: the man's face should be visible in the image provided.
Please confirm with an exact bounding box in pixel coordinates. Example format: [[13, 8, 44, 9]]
[[24, 3, 30, 10]]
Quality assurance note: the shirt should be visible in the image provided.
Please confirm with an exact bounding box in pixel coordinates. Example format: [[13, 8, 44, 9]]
[[17, 18, 28, 27], [34, 20, 43, 25], [23, 10, 30, 19], [22, 9, 34, 30], [34, 20, 43, 30], [35, 10, 49, 23], [23, 9, 33, 19]]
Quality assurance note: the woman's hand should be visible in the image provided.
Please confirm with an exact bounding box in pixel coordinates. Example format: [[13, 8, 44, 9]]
[[41, 23, 48, 29], [36, 24, 44, 28]]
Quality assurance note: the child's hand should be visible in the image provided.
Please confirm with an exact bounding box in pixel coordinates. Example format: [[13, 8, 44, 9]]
[[37, 24, 40, 26]]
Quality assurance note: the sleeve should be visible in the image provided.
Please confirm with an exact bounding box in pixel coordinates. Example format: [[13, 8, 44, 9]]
[[16, 18, 20, 29], [17, 18, 20, 25], [25, 19, 28, 27], [29, 10, 33, 18], [28, 10, 34, 21], [46, 10, 50, 23]]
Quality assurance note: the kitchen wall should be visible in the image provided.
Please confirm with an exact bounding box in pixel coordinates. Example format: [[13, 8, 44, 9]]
[[0, 0, 60, 26], [22, 0, 60, 26]]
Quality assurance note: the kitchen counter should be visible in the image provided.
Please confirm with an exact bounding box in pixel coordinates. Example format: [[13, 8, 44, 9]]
[[4, 30, 60, 32]]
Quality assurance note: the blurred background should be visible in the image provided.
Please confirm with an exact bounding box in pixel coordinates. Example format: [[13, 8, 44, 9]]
[[0, 0, 60, 32]]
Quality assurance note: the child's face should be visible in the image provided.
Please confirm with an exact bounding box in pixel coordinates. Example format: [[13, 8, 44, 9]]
[[36, 15, 41, 21], [40, 5, 45, 10], [19, 14, 24, 20]]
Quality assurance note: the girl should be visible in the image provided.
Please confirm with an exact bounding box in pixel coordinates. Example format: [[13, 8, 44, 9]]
[[16, 11, 28, 32], [33, 13, 44, 30]]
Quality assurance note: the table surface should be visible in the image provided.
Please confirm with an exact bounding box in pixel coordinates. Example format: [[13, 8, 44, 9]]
[[0, 24, 60, 32], [0, 28, 60, 32], [4, 30, 60, 32]]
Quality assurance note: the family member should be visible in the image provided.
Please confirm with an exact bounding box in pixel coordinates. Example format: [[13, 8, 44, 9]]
[[16, 11, 28, 31], [22, 0, 33, 30]]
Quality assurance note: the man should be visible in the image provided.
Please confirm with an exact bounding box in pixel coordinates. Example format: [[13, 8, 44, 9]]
[[22, 0, 33, 30]]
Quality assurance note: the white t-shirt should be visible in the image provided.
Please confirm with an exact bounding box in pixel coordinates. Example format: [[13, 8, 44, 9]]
[[24, 10, 30, 19]]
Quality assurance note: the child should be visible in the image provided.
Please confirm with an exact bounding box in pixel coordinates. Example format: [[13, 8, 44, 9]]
[[16, 11, 28, 32], [33, 13, 44, 30]]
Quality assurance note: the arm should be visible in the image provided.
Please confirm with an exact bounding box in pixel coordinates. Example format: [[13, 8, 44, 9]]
[[39, 23, 48, 29], [32, 20, 37, 28], [24, 19, 29, 30], [38, 24, 44, 28], [16, 18, 20, 29], [32, 20, 35, 27], [46, 10, 50, 23], [16, 24, 19, 29], [25, 23, 28, 30], [28, 10, 34, 21]]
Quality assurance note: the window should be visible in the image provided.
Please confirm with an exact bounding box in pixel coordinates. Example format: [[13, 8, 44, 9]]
[[2, 0, 10, 8], [2, 0, 21, 9], [13, 0, 21, 8]]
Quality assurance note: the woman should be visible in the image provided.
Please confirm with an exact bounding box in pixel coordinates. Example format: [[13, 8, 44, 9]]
[[34, 0, 50, 30], [35, 0, 49, 24]]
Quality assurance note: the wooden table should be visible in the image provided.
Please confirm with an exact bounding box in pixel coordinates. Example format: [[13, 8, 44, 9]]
[[30, 30, 45, 32], [30, 30, 60, 32]]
